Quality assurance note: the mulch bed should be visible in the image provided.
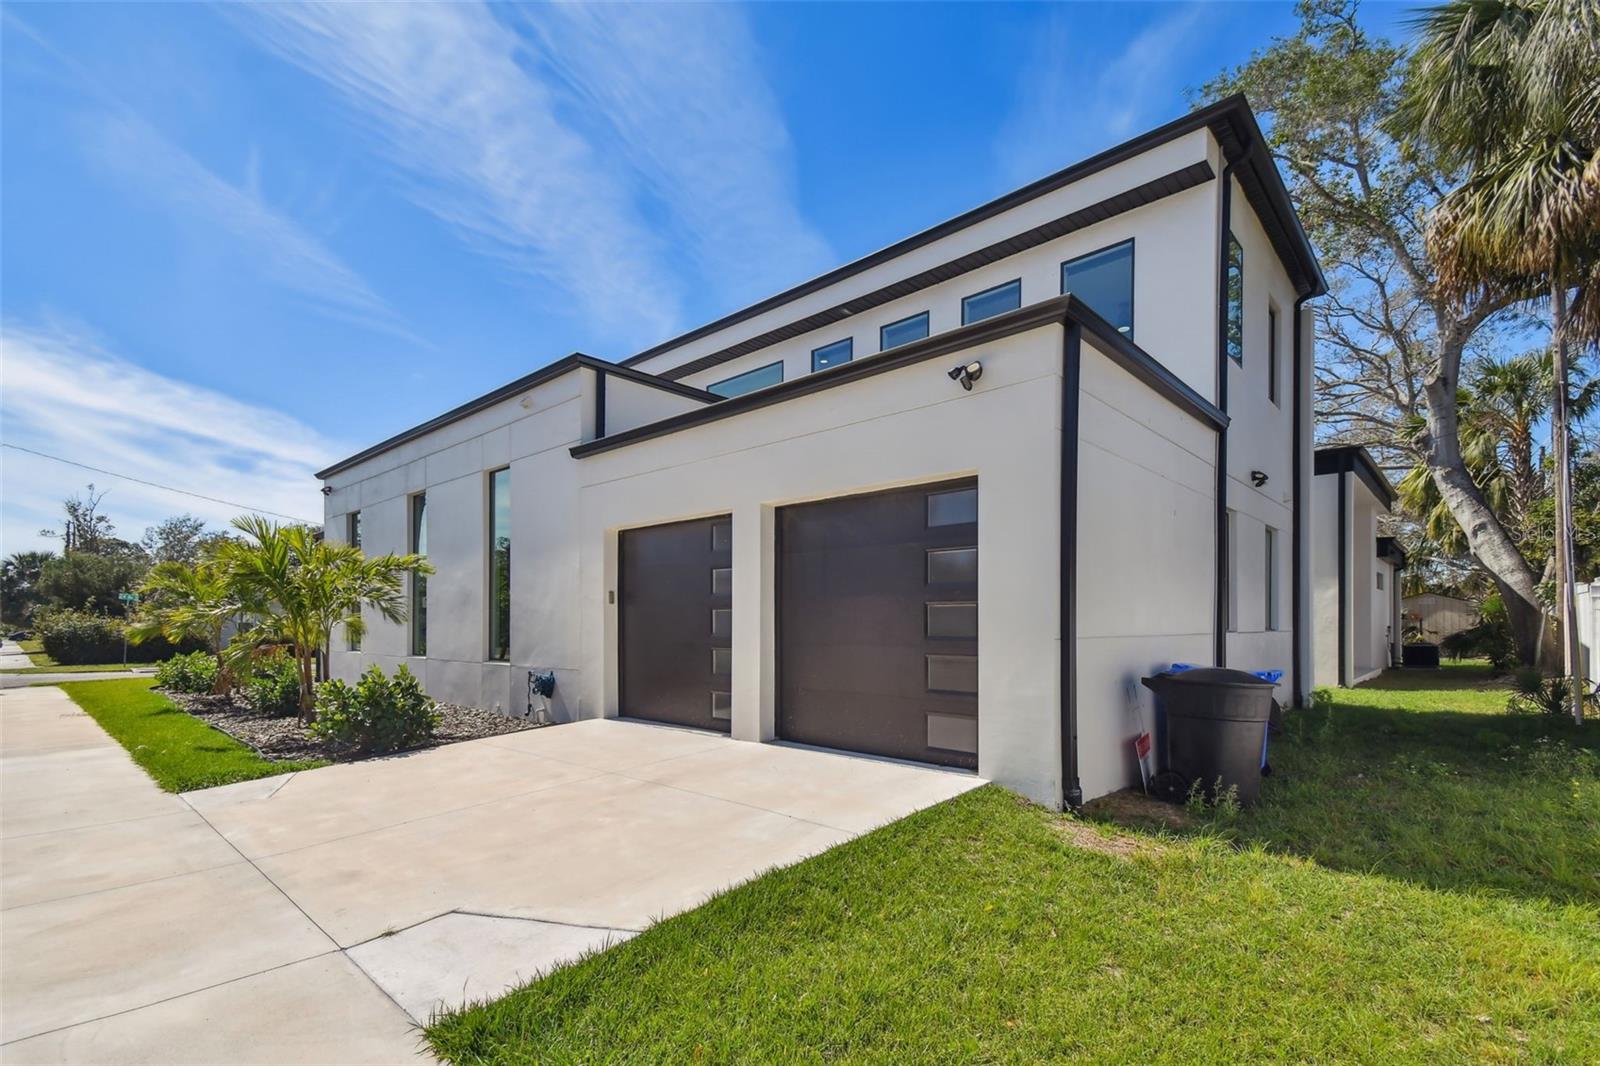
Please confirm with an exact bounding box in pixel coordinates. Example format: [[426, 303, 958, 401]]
[[166, 690, 536, 764]]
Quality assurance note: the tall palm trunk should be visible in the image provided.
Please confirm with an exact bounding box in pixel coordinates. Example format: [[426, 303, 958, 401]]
[[297, 644, 317, 721], [1551, 279, 1584, 723], [1422, 349, 1546, 664]]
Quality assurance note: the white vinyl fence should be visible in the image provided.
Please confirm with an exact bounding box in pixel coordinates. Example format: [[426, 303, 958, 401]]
[[1577, 580, 1600, 688]]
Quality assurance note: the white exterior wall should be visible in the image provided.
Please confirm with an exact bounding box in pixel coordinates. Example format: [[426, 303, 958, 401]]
[[1075, 344, 1217, 800], [1309, 467, 1391, 688], [323, 371, 590, 719], [676, 182, 1219, 407], [1576, 581, 1600, 687], [1310, 473, 1343, 689], [575, 325, 1067, 805]]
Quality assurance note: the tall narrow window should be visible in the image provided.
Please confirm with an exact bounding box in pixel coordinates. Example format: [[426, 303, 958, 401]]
[[1061, 240, 1134, 336], [1267, 304, 1280, 405], [1225, 234, 1244, 363], [1265, 526, 1280, 631], [346, 511, 363, 650], [488, 469, 511, 661], [1226, 510, 1239, 632], [410, 493, 428, 657]]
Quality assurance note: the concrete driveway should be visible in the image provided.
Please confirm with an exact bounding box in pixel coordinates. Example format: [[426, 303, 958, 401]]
[[1, 685, 980, 1063]]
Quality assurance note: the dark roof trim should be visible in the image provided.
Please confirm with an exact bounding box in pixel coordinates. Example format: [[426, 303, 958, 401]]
[[572, 295, 1225, 460], [623, 93, 1322, 375], [316, 355, 717, 479], [1377, 536, 1408, 569], [649, 160, 1214, 382], [1314, 445, 1396, 507]]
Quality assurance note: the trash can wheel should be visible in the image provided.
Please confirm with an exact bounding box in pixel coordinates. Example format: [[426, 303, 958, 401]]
[[1149, 770, 1189, 804]]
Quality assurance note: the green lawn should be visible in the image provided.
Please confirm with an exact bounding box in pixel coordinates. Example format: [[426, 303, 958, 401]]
[[428, 664, 1600, 1064], [59, 678, 326, 792]]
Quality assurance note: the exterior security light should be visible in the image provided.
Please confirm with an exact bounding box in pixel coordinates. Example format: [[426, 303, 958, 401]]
[[947, 360, 984, 391], [1251, 469, 1269, 487]]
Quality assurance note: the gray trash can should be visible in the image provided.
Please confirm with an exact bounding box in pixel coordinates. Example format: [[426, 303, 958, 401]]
[[1141, 667, 1276, 804]]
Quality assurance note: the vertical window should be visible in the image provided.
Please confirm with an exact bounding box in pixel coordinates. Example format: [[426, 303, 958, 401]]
[[1267, 303, 1280, 405], [410, 493, 428, 657], [488, 469, 511, 661], [1226, 510, 1239, 632], [961, 279, 1021, 325], [1061, 240, 1134, 337], [1265, 526, 1280, 631], [879, 311, 930, 351], [1225, 234, 1244, 363], [709, 360, 783, 398], [1377, 570, 1385, 591], [811, 338, 853, 373], [346, 511, 362, 650]]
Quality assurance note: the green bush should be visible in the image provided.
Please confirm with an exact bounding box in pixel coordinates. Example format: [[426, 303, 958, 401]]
[[244, 652, 302, 717], [153, 651, 219, 694], [34, 608, 204, 665], [310, 664, 439, 755]]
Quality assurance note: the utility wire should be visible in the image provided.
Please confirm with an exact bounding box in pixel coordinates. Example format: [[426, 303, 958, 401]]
[[1, 442, 322, 525]]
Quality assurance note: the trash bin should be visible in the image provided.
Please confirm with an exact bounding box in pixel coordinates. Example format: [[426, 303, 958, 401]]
[[1141, 667, 1277, 805]]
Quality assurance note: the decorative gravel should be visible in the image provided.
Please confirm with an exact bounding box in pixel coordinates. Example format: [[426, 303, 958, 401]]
[[165, 691, 537, 764]]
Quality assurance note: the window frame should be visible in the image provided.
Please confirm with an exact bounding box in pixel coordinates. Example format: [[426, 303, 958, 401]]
[[487, 467, 511, 662], [1267, 302, 1282, 406], [879, 311, 930, 352], [410, 492, 428, 658], [346, 511, 363, 651], [810, 337, 853, 373], [1060, 238, 1135, 339], [960, 278, 1021, 326], [708, 360, 784, 398], [1225, 233, 1245, 364]]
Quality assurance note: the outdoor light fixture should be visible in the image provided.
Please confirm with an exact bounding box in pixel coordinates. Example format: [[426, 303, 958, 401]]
[[321, 485, 334, 496], [1251, 469, 1269, 487], [947, 360, 984, 391]]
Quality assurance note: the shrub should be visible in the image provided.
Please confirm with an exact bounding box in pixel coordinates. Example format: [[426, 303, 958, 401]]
[[34, 608, 204, 665], [1507, 673, 1597, 718], [310, 664, 439, 755], [244, 652, 302, 717], [153, 651, 218, 694]]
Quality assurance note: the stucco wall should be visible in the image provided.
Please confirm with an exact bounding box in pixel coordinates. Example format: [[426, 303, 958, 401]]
[[1074, 342, 1218, 800], [575, 324, 1067, 806], [1311, 472, 1343, 689]]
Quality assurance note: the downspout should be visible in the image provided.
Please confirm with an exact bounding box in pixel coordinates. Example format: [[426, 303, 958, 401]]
[[1214, 163, 1234, 666], [1290, 293, 1310, 706], [1338, 469, 1349, 686], [1060, 319, 1083, 810], [594, 368, 608, 439]]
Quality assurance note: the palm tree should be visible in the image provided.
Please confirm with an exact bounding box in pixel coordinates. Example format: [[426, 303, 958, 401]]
[[220, 516, 431, 719], [129, 559, 242, 694], [1, 550, 55, 625], [1396, 0, 1600, 721]]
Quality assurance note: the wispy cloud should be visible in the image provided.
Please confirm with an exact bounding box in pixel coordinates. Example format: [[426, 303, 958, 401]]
[[234, 2, 829, 347], [4, 11, 415, 345], [995, 4, 1211, 186], [515, 3, 833, 305], [85, 112, 417, 342], [0, 321, 342, 554]]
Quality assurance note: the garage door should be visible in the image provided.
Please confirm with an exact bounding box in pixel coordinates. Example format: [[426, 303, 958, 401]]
[[778, 479, 977, 769], [619, 516, 732, 733]]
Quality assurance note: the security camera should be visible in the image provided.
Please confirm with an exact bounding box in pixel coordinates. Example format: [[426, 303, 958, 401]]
[[947, 360, 984, 391], [1251, 469, 1269, 487]]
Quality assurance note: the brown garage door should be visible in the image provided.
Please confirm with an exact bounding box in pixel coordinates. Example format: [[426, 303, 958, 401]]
[[778, 479, 977, 769], [619, 516, 733, 733]]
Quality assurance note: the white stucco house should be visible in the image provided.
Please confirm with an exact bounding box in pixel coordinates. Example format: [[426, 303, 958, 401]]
[[318, 95, 1324, 808], [1311, 445, 1405, 687]]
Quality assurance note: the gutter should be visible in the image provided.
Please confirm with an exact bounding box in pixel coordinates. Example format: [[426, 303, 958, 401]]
[[1214, 163, 1234, 666], [1061, 320, 1083, 810], [1291, 293, 1310, 706]]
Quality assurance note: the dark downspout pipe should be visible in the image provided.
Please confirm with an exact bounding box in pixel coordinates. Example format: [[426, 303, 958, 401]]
[[1061, 320, 1083, 810], [1214, 164, 1234, 666], [1290, 293, 1310, 706], [594, 368, 608, 439], [1337, 469, 1349, 686]]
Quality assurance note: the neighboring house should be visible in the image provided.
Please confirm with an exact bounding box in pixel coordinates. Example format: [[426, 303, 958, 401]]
[[1311, 445, 1404, 687], [317, 95, 1324, 808], [1577, 580, 1600, 689], [1402, 592, 1476, 644]]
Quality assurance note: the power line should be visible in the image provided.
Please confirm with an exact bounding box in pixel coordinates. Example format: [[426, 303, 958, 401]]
[[1, 442, 322, 525]]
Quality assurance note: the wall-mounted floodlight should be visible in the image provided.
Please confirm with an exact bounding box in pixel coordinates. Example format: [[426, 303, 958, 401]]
[[947, 360, 984, 391]]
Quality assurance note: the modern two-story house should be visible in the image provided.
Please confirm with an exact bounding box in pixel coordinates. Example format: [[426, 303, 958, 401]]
[[317, 95, 1324, 808]]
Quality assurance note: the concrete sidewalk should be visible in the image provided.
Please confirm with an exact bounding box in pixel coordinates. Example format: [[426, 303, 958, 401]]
[[0, 686, 429, 1064], [1, 685, 981, 1063]]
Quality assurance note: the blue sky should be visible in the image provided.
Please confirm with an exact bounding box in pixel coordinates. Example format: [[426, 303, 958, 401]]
[[0, 2, 1414, 554]]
